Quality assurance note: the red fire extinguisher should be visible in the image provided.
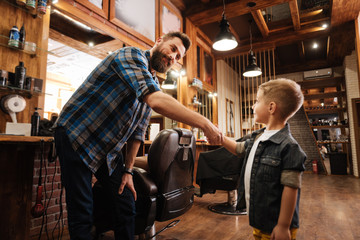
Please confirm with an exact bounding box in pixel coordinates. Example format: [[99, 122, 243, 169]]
[[312, 160, 318, 174]]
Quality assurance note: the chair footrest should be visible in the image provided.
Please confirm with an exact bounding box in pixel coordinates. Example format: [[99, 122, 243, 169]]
[[208, 202, 247, 215]]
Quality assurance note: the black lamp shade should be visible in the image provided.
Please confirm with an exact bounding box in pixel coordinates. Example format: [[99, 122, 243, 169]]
[[243, 51, 262, 77], [212, 14, 238, 51], [161, 72, 177, 89]]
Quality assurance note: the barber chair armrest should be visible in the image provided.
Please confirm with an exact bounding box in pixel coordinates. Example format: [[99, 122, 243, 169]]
[[133, 167, 158, 196]]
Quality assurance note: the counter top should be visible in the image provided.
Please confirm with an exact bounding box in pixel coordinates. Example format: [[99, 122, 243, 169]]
[[0, 135, 54, 143]]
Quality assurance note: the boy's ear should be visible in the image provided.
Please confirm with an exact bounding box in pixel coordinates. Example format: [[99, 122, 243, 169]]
[[268, 102, 276, 114]]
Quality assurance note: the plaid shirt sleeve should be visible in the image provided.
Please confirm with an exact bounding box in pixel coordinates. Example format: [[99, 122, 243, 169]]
[[129, 106, 152, 142], [113, 47, 160, 101]]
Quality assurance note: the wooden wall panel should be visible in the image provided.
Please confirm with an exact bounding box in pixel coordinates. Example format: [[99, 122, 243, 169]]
[[0, 2, 50, 133]]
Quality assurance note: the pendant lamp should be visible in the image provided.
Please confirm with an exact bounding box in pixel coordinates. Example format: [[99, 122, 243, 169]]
[[161, 71, 177, 90], [243, 21, 262, 77], [212, 0, 238, 51]]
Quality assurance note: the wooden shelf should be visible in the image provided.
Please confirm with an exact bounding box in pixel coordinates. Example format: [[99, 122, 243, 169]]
[[0, 85, 51, 98], [299, 76, 344, 89], [311, 125, 349, 129], [305, 108, 346, 114], [316, 141, 349, 144], [304, 91, 345, 100]]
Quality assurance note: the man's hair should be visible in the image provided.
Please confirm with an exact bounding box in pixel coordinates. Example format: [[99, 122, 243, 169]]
[[162, 31, 191, 52], [259, 78, 304, 120]]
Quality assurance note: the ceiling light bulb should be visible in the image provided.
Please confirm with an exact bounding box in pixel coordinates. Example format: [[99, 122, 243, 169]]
[[322, 23, 328, 28], [313, 43, 318, 49], [88, 42, 94, 47]]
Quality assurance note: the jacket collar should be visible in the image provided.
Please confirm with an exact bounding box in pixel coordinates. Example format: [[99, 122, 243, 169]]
[[251, 123, 291, 144]]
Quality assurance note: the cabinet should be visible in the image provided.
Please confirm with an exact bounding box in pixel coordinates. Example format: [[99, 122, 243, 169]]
[[300, 76, 350, 174]]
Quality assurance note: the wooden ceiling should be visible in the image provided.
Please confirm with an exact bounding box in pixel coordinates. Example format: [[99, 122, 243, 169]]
[[170, 0, 360, 74], [49, 0, 360, 76]]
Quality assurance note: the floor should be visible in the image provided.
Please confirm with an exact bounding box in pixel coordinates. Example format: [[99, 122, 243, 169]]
[[97, 173, 360, 240]]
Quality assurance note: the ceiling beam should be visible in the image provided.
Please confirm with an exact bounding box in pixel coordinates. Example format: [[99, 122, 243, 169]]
[[215, 26, 329, 57], [331, 0, 360, 27], [169, 0, 186, 11], [186, 0, 290, 26], [251, 10, 269, 37], [288, 0, 301, 30], [298, 41, 306, 63]]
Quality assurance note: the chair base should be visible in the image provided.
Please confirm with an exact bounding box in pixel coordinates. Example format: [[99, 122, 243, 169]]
[[208, 203, 247, 215]]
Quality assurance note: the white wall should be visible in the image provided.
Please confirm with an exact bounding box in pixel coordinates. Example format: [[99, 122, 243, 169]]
[[217, 59, 241, 139], [344, 50, 360, 177]]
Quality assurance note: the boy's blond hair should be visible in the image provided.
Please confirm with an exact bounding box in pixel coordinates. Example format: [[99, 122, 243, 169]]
[[259, 78, 304, 121]]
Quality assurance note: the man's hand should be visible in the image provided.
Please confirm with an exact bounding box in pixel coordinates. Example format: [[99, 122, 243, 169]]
[[118, 173, 137, 201], [270, 224, 291, 240]]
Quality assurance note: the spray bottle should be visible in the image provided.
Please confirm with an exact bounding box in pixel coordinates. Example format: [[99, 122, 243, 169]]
[[31, 107, 41, 136]]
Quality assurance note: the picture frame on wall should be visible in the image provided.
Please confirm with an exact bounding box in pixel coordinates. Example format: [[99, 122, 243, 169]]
[[159, 0, 182, 36], [226, 98, 235, 137], [109, 0, 158, 46], [160, 0, 183, 64], [75, 0, 109, 18], [203, 50, 214, 86]]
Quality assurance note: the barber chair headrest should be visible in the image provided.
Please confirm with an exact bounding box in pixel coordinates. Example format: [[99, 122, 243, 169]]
[[148, 128, 195, 190]]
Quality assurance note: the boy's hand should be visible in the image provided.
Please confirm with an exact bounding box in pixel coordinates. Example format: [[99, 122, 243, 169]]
[[270, 225, 291, 240]]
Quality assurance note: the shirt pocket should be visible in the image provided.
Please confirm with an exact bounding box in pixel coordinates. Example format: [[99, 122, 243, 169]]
[[259, 156, 281, 181]]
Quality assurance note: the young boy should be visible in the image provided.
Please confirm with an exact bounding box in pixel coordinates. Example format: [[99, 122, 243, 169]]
[[222, 78, 306, 240]]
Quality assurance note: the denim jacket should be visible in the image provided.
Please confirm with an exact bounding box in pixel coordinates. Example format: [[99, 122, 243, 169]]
[[237, 123, 306, 233]]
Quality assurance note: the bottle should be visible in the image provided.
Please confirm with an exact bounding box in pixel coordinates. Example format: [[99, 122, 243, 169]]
[[16, 0, 26, 6], [31, 108, 41, 136], [26, 0, 36, 9], [19, 24, 26, 50], [8, 26, 20, 48], [37, 0, 47, 15], [14, 62, 26, 89]]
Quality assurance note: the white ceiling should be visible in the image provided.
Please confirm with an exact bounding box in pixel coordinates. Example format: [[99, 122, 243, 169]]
[[47, 38, 102, 89]]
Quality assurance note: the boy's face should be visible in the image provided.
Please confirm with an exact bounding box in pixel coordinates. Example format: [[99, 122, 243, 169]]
[[252, 89, 270, 125]]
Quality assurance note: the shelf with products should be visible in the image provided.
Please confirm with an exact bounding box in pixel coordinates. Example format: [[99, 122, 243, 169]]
[[310, 125, 349, 129], [0, 85, 51, 98], [2, 0, 49, 19], [300, 75, 350, 174], [0, 34, 53, 57]]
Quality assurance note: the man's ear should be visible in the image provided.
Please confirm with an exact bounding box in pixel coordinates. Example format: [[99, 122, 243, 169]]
[[155, 37, 163, 46]]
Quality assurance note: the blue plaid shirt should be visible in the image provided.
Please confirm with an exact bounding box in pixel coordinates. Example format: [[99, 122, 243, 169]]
[[56, 47, 161, 175]]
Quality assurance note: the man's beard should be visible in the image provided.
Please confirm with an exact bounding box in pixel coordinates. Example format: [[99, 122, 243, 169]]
[[150, 48, 171, 73]]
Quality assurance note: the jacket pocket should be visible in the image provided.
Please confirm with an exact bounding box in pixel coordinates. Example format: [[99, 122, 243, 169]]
[[260, 156, 281, 181]]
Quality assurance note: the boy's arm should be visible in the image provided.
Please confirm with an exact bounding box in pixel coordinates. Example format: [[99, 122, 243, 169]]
[[222, 136, 237, 155], [222, 135, 246, 157], [271, 186, 298, 240]]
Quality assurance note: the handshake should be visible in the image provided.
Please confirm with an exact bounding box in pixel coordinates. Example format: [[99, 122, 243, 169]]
[[201, 120, 224, 145]]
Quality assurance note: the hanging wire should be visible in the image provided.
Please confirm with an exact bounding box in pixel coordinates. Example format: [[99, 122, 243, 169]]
[[249, 21, 253, 53], [222, 0, 226, 16]]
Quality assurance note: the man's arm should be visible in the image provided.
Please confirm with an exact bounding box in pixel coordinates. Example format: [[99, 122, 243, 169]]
[[271, 186, 298, 240], [118, 140, 141, 201], [144, 91, 221, 144]]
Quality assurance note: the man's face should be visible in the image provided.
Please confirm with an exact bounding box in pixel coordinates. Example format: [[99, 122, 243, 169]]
[[150, 37, 186, 73]]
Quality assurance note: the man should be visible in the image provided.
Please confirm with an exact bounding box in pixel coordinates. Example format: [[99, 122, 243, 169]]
[[54, 32, 221, 240]]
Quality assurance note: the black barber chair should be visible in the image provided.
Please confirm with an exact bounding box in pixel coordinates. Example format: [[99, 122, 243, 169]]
[[93, 128, 196, 239], [196, 136, 249, 215]]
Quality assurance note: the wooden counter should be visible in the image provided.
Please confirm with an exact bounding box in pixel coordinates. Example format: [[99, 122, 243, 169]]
[[0, 135, 53, 240]]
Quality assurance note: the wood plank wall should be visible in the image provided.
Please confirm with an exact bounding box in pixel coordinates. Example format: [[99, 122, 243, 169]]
[[217, 49, 275, 138], [0, 1, 50, 132]]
